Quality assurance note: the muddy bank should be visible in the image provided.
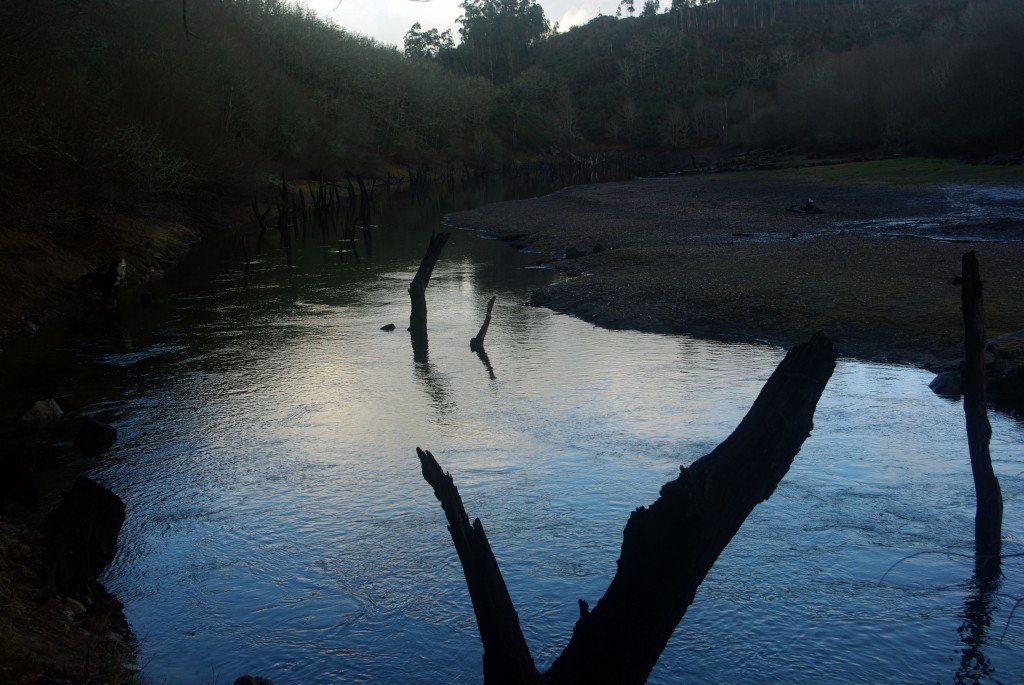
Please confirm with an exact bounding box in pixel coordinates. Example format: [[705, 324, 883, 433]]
[[0, 195, 255, 340], [447, 165, 1024, 372], [0, 193, 250, 683]]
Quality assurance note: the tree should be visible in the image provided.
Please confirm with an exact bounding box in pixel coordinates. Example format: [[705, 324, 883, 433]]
[[404, 22, 454, 59], [456, 0, 550, 83]]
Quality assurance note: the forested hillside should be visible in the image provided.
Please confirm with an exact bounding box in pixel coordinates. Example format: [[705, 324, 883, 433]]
[[1, 0, 1021, 207], [420, 0, 1024, 156]]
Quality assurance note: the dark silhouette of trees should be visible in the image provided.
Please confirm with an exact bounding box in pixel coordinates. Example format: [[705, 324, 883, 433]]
[[454, 0, 551, 84], [404, 22, 455, 59]]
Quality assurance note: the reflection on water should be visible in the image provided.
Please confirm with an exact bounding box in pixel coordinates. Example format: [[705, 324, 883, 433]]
[[955, 558, 1001, 685], [0, 184, 1022, 684]]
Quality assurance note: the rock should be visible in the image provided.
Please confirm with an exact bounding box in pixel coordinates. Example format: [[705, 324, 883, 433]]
[[234, 677, 274, 685], [928, 330, 1024, 405], [75, 417, 117, 458], [929, 369, 962, 398], [66, 597, 87, 616], [592, 242, 605, 254], [564, 246, 587, 260], [21, 316, 40, 337], [989, 360, 1024, 402], [380, 323, 396, 332], [43, 476, 126, 597], [21, 398, 63, 422]]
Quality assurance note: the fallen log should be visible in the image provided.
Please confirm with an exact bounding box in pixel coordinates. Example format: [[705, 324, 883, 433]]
[[417, 332, 837, 684]]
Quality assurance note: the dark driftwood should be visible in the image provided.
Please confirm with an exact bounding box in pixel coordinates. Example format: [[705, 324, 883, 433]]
[[417, 332, 837, 684], [408, 232, 450, 335], [241, 235, 250, 273], [960, 251, 1002, 565], [252, 196, 270, 254], [277, 180, 291, 246], [471, 296, 497, 352], [417, 448, 539, 684]]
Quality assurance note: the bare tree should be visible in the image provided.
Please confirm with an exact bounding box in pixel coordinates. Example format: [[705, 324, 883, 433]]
[[417, 332, 838, 684]]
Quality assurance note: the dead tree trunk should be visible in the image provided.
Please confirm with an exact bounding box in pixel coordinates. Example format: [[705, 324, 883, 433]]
[[417, 333, 837, 685], [418, 448, 539, 684], [408, 232, 450, 336], [471, 296, 497, 352], [961, 251, 1002, 567], [252, 195, 270, 254]]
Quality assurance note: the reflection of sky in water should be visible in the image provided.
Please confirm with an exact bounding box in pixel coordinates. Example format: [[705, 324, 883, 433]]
[[2, 194, 1021, 684]]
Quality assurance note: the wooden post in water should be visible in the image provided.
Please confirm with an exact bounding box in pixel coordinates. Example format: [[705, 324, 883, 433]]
[[470, 296, 496, 352], [252, 195, 270, 254], [960, 251, 1002, 569], [277, 180, 291, 246], [408, 232, 450, 336]]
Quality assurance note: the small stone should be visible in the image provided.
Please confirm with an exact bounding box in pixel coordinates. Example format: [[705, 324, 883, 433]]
[[66, 598, 87, 616], [380, 323, 396, 332]]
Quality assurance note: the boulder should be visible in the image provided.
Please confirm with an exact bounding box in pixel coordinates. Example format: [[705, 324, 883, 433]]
[[234, 677, 274, 685], [75, 417, 118, 458], [43, 476, 126, 597], [929, 369, 962, 399], [929, 330, 1024, 406]]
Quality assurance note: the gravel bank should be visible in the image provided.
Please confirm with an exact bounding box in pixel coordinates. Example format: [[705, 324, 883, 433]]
[[448, 169, 1024, 371]]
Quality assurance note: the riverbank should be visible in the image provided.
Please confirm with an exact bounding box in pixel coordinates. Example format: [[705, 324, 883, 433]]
[[0, 192, 246, 684], [447, 159, 1024, 374]]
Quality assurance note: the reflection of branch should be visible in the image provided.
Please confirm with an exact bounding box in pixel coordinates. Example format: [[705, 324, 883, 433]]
[[475, 347, 496, 380], [182, 0, 196, 41], [411, 332, 456, 418], [1000, 596, 1024, 642], [954, 564, 1001, 685]]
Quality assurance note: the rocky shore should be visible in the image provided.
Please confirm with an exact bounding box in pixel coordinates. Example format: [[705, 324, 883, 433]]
[[448, 161, 1024, 401]]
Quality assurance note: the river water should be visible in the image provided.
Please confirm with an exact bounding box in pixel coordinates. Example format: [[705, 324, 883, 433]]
[[3, 183, 1023, 684]]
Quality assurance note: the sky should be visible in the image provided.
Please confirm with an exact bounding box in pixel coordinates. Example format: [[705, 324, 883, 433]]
[[302, 0, 608, 50]]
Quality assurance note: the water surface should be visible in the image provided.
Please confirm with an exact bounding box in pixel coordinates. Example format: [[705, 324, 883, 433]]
[[2, 185, 1022, 684]]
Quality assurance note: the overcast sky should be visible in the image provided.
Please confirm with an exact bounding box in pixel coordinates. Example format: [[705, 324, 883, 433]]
[[302, 0, 608, 50]]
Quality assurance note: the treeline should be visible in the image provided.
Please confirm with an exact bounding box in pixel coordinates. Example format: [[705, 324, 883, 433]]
[[0, 0, 504, 201], [415, 0, 1023, 156], [2, 0, 1020, 207], [477, 0, 1024, 154]]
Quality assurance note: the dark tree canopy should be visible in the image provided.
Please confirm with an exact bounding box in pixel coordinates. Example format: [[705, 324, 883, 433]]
[[456, 0, 550, 83]]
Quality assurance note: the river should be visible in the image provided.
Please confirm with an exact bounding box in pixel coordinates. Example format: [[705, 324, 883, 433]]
[[2, 182, 1023, 683]]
